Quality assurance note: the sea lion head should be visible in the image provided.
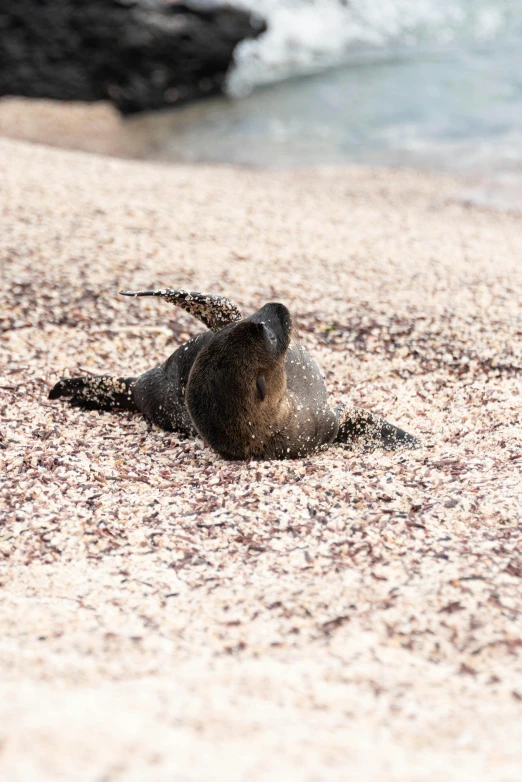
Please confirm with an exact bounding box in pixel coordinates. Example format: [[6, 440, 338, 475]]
[[185, 303, 292, 460]]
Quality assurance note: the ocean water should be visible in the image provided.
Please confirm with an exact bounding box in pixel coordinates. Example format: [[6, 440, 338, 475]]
[[130, 0, 522, 196]]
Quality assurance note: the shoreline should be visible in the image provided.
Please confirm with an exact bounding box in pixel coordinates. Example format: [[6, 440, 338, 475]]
[[1, 96, 522, 213], [1, 135, 521, 781]]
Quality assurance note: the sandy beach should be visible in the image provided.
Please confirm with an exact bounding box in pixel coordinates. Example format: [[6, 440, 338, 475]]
[[1, 129, 522, 780]]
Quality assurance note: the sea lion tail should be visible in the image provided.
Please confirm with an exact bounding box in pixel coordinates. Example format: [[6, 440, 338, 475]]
[[334, 405, 420, 450], [48, 375, 138, 412]]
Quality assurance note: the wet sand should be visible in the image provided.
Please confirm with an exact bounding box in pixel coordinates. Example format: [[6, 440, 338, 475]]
[[1, 134, 522, 781]]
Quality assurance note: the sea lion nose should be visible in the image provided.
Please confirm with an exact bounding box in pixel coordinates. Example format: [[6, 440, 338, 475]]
[[250, 302, 292, 332]]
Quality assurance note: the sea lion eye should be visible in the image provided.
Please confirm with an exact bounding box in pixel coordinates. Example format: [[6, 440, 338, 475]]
[[256, 375, 267, 401]]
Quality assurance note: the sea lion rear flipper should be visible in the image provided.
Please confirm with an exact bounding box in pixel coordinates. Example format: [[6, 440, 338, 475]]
[[334, 405, 420, 451], [49, 375, 138, 412], [120, 288, 243, 332]]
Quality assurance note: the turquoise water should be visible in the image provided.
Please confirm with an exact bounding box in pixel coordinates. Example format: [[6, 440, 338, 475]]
[[129, 0, 522, 191], [133, 38, 521, 172]]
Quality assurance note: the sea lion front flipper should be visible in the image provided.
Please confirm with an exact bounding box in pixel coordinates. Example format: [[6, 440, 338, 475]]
[[120, 288, 243, 333], [49, 375, 138, 412], [334, 405, 420, 451]]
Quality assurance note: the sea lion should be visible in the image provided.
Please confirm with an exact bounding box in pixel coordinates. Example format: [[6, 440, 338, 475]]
[[49, 288, 419, 460]]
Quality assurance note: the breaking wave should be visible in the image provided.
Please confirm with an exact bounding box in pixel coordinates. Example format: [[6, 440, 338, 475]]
[[219, 0, 515, 95]]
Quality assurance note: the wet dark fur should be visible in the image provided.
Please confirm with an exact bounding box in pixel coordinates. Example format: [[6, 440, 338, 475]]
[[49, 295, 418, 460]]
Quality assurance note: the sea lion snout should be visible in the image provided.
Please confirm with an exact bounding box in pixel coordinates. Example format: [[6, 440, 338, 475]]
[[247, 302, 292, 355]]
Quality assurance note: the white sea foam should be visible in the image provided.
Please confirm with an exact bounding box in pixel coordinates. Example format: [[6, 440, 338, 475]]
[[220, 0, 511, 96]]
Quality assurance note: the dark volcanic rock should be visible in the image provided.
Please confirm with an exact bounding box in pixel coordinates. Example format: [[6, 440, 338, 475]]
[[0, 0, 265, 114]]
